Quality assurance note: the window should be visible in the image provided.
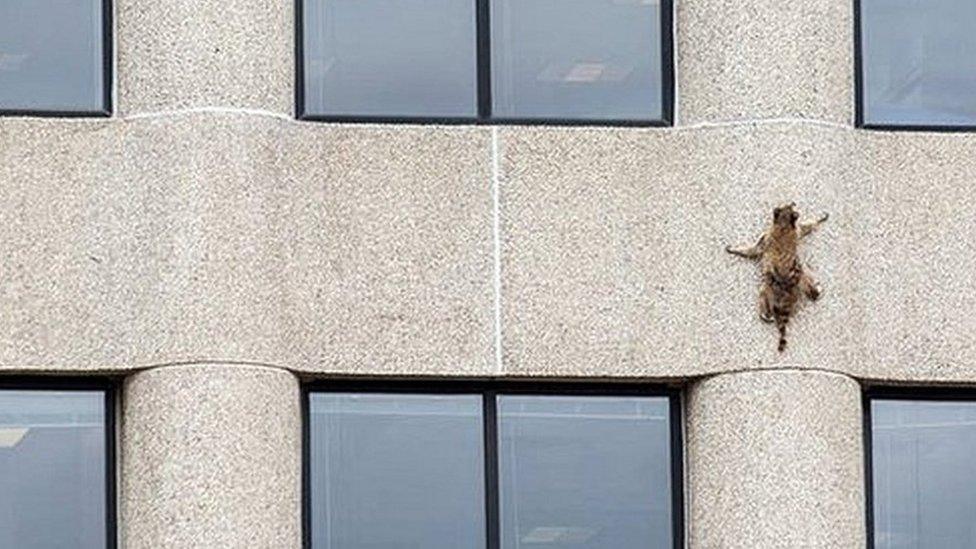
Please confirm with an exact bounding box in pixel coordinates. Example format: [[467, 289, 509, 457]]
[[299, 0, 478, 118], [490, 0, 667, 122], [498, 395, 675, 548], [305, 382, 682, 549], [0, 0, 111, 115], [308, 393, 486, 548], [857, 0, 976, 128], [866, 389, 976, 548], [0, 379, 115, 548], [297, 0, 673, 124]]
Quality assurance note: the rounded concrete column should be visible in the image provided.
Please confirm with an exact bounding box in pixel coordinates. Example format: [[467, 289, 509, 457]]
[[676, 0, 853, 125], [687, 370, 864, 548], [121, 364, 300, 548], [116, 0, 293, 116]]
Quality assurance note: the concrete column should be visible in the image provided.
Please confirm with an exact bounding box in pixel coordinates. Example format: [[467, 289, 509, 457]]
[[676, 0, 853, 125], [687, 370, 865, 548], [115, 0, 293, 116], [121, 364, 301, 548]]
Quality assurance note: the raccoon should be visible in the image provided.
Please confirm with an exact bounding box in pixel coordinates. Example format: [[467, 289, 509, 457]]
[[726, 203, 828, 351]]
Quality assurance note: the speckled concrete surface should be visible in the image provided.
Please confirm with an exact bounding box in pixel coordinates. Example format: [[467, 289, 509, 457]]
[[687, 369, 865, 548], [116, 0, 292, 115], [498, 122, 976, 382], [121, 364, 300, 548], [277, 123, 495, 374], [850, 130, 976, 382], [4, 117, 976, 380], [0, 115, 494, 375], [677, 0, 853, 124]]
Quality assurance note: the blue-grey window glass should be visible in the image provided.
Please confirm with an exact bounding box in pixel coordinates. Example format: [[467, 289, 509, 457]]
[[0, 390, 107, 548], [498, 395, 673, 549], [309, 393, 486, 549], [490, 0, 664, 121], [860, 0, 976, 126], [0, 0, 106, 112], [301, 0, 478, 117], [871, 399, 976, 548]]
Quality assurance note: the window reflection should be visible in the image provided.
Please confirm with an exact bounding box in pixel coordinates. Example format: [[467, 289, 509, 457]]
[[872, 399, 976, 548], [302, 0, 478, 117], [861, 0, 976, 125], [0, 390, 107, 548], [498, 395, 673, 549], [309, 393, 486, 549], [0, 0, 105, 112], [491, 0, 664, 120], [308, 389, 678, 549]]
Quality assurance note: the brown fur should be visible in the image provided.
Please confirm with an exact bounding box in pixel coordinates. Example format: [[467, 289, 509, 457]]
[[726, 203, 827, 351]]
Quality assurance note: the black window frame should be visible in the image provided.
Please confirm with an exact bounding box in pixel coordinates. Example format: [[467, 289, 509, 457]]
[[0, 0, 113, 118], [854, 0, 976, 132], [294, 0, 674, 127], [302, 379, 684, 549], [863, 386, 976, 548], [0, 376, 117, 548]]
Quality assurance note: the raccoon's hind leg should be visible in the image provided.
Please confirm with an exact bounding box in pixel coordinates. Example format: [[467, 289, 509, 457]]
[[799, 272, 821, 301], [758, 284, 774, 323]]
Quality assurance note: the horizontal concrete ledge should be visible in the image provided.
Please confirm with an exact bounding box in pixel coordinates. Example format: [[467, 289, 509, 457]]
[[2, 108, 860, 131], [692, 366, 858, 387], [3, 116, 976, 382], [127, 360, 296, 377], [14, 106, 974, 137], [499, 122, 976, 382], [0, 114, 495, 377], [0, 361, 867, 386]]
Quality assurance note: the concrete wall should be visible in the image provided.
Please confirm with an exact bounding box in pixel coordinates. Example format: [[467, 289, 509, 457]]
[[122, 364, 300, 548], [1, 0, 971, 546], [687, 370, 864, 547]]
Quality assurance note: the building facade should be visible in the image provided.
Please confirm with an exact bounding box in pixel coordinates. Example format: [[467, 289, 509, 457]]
[[2, 0, 976, 547]]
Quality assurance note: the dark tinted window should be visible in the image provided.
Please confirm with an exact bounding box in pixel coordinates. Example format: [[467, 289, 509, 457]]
[[498, 395, 673, 548], [871, 398, 976, 547], [308, 393, 486, 549], [299, 0, 671, 123], [0, 0, 108, 113], [490, 0, 666, 121], [859, 0, 976, 126], [306, 385, 680, 549], [301, 0, 478, 118], [0, 388, 110, 548]]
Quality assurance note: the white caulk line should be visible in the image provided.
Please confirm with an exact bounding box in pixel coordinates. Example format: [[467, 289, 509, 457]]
[[680, 117, 852, 131], [124, 106, 294, 122]]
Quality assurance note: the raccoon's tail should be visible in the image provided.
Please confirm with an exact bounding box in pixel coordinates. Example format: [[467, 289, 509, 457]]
[[777, 318, 788, 352]]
